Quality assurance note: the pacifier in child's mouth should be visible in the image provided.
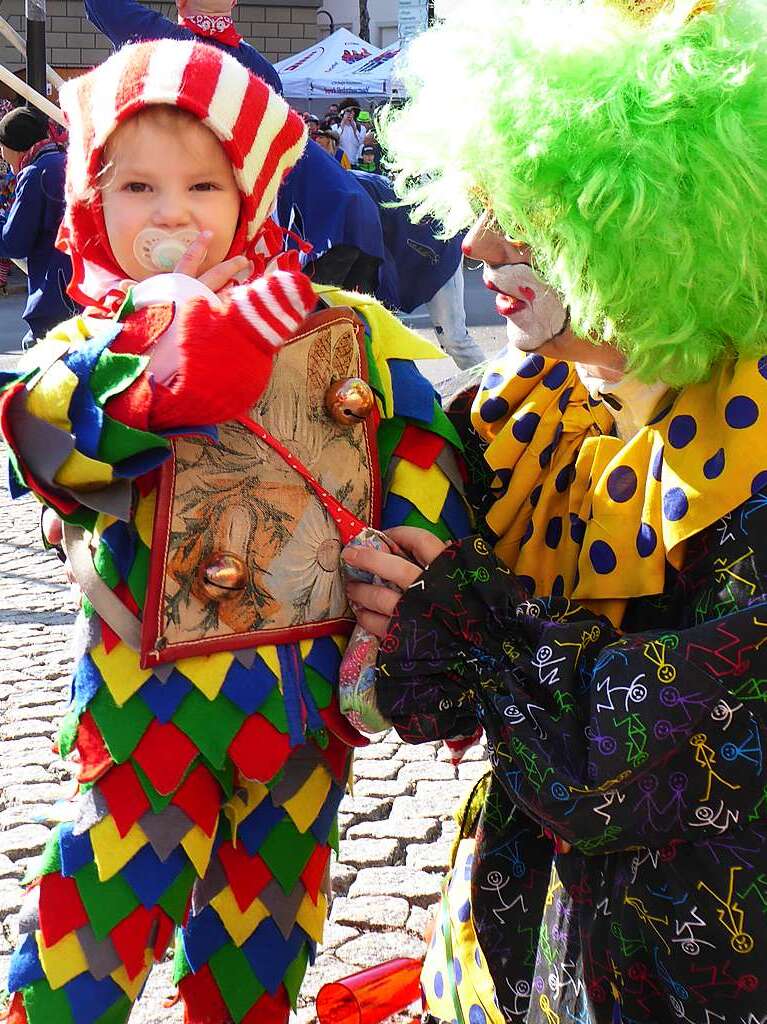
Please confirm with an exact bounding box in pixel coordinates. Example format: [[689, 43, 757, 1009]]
[[133, 228, 199, 272]]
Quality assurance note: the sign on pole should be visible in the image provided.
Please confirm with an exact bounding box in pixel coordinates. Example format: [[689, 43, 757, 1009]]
[[398, 0, 429, 43], [25, 0, 47, 101]]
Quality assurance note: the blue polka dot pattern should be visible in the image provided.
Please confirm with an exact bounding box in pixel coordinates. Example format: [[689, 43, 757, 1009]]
[[651, 446, 664, 482], [759, 356, 767, 380], [517, 354, 546, 378], [512, 411, 540, 443], [453, 957, 462, 984], [490, 468, 512, 499], [589, 540, 617, 574], [552, 574, 565, 596], [648, 402, 672, 425], [556, 462, 575, 493], [474, 946, 482, 967], [703, 448, 725, 480], [539, 444, 554, 468], [752, 470, 767, 495], [469, 1006, 487, 1024], [663, 487, 689, 521], [520, 521, 534, 548], [606, 465, 638, 503], [484, 371, 504, 389], [558, 386, 574, 412], [434, 971, 444, 998], [668, 414, 697, 449], [479, 396, 510, 423], [457, 899, 471, 923], [636, 523, 657, 558], [570, 514, 586, 545], [725, 395, 759, 429], [545, 516, 563, 549], [530, 484, 543, 508], [543, 361, 569, 390], [517, 575, 535, 594]]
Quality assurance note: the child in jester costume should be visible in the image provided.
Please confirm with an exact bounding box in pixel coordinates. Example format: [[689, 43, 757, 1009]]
[[0, 39, 469, 1024], [339, 0, 767, 1021]]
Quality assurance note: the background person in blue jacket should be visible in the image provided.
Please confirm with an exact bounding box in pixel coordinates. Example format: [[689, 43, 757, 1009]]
[[353, 170, 484, 368], [83, 0, 388, 294], [0, 108, 77, 348]]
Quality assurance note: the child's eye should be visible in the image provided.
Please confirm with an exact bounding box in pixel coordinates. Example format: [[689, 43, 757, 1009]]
[[124, 182, 149, 193], [191, 182, 219, 192]]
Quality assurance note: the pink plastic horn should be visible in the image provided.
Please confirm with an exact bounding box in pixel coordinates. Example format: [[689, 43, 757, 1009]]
[[315, 957, 423, 1024]]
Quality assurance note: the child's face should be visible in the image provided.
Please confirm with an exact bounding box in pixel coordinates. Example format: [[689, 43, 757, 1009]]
[[101, 112, 241, 282]]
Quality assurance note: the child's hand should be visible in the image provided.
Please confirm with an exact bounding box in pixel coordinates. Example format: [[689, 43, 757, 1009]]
[[342, 526, 448, 638], [174, 230, 253, 294]]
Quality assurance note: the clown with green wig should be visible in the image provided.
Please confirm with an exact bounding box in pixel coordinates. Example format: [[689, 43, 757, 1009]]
[[340, 0, 767, 1020]]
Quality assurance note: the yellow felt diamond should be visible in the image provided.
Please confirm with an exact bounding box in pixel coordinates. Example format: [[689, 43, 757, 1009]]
[[179, 652, 234, 700], [54, 450, 114, 491], [26, 359, 78, 433], [134, 491, 156, 549], [211, 887, 269, 946], [223, 779, 268, 845], [181, 824, 216, 877], [390, 461, 450, 524], [296, 890, 328, 944], [90, 816, 147, 882], [283, 765, 332, 834], [91, 642, 153, 706], [36, 930, 88, 990], [257, 645, 282, 687], [112, 955, 152, 1000]]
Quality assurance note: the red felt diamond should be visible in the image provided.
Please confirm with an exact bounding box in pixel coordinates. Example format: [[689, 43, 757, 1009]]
[[152, 908, 175, 961], [228, 715, 290, 782], [217, 842, 271, 913], [177, 963, 229, 1024], [75, 711, 114, 784], [101, 619, 122, 655], [172, 764, 220, 838], [109, 904, 155, 980], [241, 987, 290, 1023], [320, 701, 369, 749], [98, 762, 150, 838], [300, 844, 330, 903], [394, 424, 445, 470], [6, 992, 27, 1024], [38, 873, 89, 947], [132, 720, 198, 796]]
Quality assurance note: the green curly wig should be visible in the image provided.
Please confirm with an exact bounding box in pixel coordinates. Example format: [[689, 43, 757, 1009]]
[[382, 0, 767, 385]]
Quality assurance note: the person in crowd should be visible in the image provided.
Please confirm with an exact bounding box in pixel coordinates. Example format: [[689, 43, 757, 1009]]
[[0, 107, 76, 347], [84, 0, 389, 292], [357, 145, 377, 172], [316, 126, 351, 168], [337, 98, 366, 165], [344, 0, 767, 1021], [0, 38, 469, 1024], [305, 113, 320, 139], [353, 169, 484, 368]]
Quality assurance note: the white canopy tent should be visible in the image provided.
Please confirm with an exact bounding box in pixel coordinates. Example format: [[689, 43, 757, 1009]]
[[275, 29, 388, 103], [346, 40, 406, 98]]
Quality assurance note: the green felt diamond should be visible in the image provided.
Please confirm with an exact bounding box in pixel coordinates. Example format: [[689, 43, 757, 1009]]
[[98, 414, 168, 466], [159, 862, 196, 925], [257, 686, 288, 734], [22, 979, 75, 1024], [259, 819, 315, 895], [404, 508, 453, 541], [172, 935, 191, 984], [172, 689, 245, 770], [283, 945, 310, 1009], [208, 944, 264, 1023], [127, 543, 149, 610], [131, 760, 186, 814], [93, 996, 132, 1024], [90, 348, 146, 405], [74, 861, 139, 941], [89, 687, 153, 764], [375, 416, 405, 475], [30, 827, 62, 880], [58, 710, 80, 758], [94, 543, 120, 589], [427, 400, 463, 450], [304, 666, 332, 710]]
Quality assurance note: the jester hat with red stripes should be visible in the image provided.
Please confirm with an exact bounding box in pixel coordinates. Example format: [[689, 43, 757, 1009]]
[[57, 39, 307, 310]]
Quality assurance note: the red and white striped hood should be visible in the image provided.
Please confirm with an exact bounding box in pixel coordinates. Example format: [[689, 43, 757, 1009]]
[[57, 39, 307, 311]]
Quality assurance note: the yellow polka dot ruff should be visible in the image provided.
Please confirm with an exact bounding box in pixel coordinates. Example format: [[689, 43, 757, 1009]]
[[472, 353, 767, 626]]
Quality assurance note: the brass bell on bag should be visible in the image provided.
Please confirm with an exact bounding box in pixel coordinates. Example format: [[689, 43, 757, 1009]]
[[200, 553, 248, 600], [325, 377, 375, 425]]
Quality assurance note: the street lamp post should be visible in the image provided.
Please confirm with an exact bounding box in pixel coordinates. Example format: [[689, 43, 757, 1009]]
[[25, 0, 47, 101], [317, 9, 335, 36]]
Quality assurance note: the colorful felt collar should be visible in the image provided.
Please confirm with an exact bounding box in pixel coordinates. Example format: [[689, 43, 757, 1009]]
[[472, 351, 767, 625]]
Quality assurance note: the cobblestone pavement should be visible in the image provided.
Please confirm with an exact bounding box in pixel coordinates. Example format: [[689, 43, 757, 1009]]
[[0, 486, 490, 1023]]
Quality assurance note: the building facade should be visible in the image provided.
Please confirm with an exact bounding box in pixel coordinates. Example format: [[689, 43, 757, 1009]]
[[318, 0, 398, 47], [0, 0, 319, 79]]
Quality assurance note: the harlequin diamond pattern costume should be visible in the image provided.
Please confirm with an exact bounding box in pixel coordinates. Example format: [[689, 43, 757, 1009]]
[[377, 0, 767, 1021], [0, 41, 471, 1024]]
